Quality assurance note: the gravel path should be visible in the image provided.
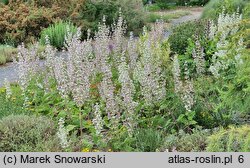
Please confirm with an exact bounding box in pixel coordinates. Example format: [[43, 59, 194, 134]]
[[0, 7, 203, 87], [164, 7, 203, 37]]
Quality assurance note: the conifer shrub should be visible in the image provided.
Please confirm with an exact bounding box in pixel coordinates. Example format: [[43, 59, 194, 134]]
[[206, 125, 250, 152]]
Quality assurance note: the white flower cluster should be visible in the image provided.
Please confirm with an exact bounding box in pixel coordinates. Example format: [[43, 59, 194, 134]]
[[66, 28, 93, 107], [172, 56, 195, 112], [127, 32, 138, 71], [14, 13, 171, 133], [235, 38, 244, 65], [94, 17, 120, 123], [92, 103, 104, 136], [53, 57, 70, 99], [217, 9, 242, 38], [192, 35, 206, 75], [57, 118, 69, 149], [112, 9, 127, 61], [118, 52, 137, 135], [4, 78, 12, 99], [134, 24, 166, 106], [209, 10, 243, 78], [15, 43, 40, 93]]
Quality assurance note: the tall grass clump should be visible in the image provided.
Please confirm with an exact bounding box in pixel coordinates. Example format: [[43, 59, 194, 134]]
[[40, 21, 77, 49], [0, 45, 17, 63], [0, 55, 6, 65]]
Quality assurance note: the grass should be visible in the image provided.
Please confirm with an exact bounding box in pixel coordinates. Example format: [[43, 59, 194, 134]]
[[0, 45, 17, 65], [145, 3, 177, 12], [0, 44, 46, 65], [146, 11, 191, 23]]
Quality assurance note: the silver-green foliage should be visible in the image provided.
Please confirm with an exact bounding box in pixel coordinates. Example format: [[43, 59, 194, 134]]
[[0, 115, 62, 152]]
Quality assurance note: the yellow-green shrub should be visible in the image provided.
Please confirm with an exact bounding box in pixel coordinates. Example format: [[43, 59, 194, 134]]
[[206, 125, 250, 152], [0, 115, 62, 152]]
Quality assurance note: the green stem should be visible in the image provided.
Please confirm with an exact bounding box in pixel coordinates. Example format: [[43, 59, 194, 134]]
[[79, 107, 83, 139]]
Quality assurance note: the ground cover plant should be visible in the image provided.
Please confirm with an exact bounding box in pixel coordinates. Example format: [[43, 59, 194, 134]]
[[0, 0, 249, 152]]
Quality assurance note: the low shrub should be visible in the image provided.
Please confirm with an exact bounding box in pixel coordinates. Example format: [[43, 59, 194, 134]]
[[169, 20, 205, 55], [163, 128, 212, 152], [206, 125, 250, 152], [202, 0, 248, 20], [0, 115, 62, 152], [40, 21, 77, 49]]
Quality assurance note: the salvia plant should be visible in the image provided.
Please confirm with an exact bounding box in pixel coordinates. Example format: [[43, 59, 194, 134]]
[[4, 78, 11, 99], [57, 118, 70, 149], [14, 14, 186, 138], [209, 10, 243, 77], [172, 55, 195, 112]]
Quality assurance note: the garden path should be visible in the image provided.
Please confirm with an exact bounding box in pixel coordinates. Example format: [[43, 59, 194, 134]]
[[0, 7, 203, 87]]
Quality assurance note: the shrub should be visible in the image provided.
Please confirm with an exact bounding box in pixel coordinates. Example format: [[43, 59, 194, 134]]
[[202, 0, 248, 20], [0, 0, 8, 5], [206, 125, 250, 152], [0, 0, 85, 46], [79, 0, 146, 37], [169, 20, 205, 55], [163, 128, 212, 152], [40, 21, 77, 49], [0, 115, 62, 152]]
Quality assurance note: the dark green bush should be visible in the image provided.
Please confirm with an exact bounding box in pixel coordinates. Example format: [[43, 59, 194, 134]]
[[175, 0, 209, 6], [202, 0, 249, 20], [169, 20, 205, 55], [0, 0, 8, 5], [40, 21, 77, 49], [0, 115, 62, 152], [79, 0, 146, 37], [206, 125, 250, 152]]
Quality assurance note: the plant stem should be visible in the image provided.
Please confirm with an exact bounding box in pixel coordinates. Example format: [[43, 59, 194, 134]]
[[79, 107, 83, 138]]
